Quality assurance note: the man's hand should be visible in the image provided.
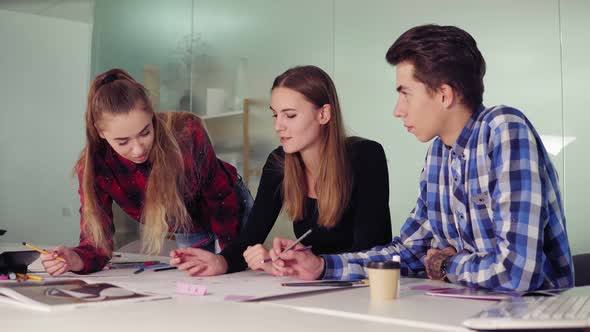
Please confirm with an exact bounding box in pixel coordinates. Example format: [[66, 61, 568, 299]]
[[424, 246, 456, 280]]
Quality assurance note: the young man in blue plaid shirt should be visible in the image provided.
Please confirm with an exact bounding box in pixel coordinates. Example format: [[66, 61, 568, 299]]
[[269, 24, 574, 291]]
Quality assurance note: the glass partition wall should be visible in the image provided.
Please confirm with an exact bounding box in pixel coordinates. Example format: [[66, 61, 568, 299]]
[[91, 0, 590, 254]]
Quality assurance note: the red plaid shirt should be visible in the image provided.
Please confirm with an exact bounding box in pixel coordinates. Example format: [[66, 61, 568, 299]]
[[73, 112, 240, 273]]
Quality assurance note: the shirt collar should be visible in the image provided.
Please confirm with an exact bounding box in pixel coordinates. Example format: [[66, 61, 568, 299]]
[[450, 104, 485, 157]]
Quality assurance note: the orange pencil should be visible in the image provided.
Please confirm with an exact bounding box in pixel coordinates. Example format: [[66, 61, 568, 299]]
[[15, 273, 44, 281], [22, 242, 66, 262]]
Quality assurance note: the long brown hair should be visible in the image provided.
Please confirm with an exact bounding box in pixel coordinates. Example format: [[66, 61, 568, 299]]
[[75, 68, 190, 255], [272, 65, 352, 228]]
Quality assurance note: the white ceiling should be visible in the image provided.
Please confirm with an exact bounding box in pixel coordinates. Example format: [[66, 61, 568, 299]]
[[0, 0, 92, 23]]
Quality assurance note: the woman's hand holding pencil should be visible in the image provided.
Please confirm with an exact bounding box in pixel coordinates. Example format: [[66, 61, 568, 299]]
[[269, 237, 324, 281], [37, 245, 84, 276], [23, 242, 66, 262], [261, 245, 312, 264]]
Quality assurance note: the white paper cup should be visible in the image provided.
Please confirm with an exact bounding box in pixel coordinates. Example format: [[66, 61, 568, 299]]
[[366, 258, 400, 301]]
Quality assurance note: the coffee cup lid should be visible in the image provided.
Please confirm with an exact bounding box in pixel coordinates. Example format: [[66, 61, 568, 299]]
[[366, 260, 400, 269]]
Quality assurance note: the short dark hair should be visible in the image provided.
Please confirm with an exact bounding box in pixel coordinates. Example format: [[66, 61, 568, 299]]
[[386, 24, 486, 110]]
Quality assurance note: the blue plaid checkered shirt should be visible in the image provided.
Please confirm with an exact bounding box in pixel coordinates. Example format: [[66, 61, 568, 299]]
[[321, 105, 573, 291]]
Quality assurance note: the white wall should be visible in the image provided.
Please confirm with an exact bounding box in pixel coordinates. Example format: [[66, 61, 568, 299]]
[[0, 9, 91, 246]]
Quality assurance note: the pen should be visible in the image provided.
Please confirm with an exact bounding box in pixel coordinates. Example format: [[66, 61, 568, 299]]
[[109, 261, 160, 268], [154, 266, 178, 272], [22, 242, 65, 262], [133, 267, 145, 274], [141, 263, 172, 270], [262, 245, 312, 264], [281, 281, 354, 287]]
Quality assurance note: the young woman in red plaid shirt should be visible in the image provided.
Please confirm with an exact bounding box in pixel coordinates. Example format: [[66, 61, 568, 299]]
[[40, 69, 252, 275]]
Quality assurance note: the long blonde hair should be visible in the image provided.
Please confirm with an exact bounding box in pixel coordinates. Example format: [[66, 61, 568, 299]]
[[75, 68, 191, 255], [272, 65, 352, 228]]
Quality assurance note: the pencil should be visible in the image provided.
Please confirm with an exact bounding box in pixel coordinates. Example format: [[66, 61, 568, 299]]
[[22, 242, 65, 262], [283, 229, 312, 252], [262, 245, 312, 264], [15, 273, 44, 281], [264, 229, 313, 264], [26, 274, 44, 281]]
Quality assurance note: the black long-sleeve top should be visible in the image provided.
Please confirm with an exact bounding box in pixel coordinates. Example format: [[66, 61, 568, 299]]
[[220, 138, 392, 272]]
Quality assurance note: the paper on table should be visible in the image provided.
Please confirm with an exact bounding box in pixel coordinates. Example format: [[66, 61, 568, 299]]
[[98, 270, 367, 302]]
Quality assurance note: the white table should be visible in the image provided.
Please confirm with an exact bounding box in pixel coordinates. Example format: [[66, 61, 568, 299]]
[[0, 242, 489, 331], [1, 295, 444, 332], [268, 279, 491, 332]]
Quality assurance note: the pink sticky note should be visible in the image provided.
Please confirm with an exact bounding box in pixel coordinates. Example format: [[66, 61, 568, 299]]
[[176, 281, 207, 296]]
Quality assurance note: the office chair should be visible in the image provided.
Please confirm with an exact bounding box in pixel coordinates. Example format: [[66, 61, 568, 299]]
[[573, 253, 590, 287]]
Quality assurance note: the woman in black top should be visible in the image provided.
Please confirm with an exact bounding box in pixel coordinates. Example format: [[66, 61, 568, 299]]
[[170, 65, 392, 276]]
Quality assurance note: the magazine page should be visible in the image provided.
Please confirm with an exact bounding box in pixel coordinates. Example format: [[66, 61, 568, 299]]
[[0, 279, 169, 311]]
